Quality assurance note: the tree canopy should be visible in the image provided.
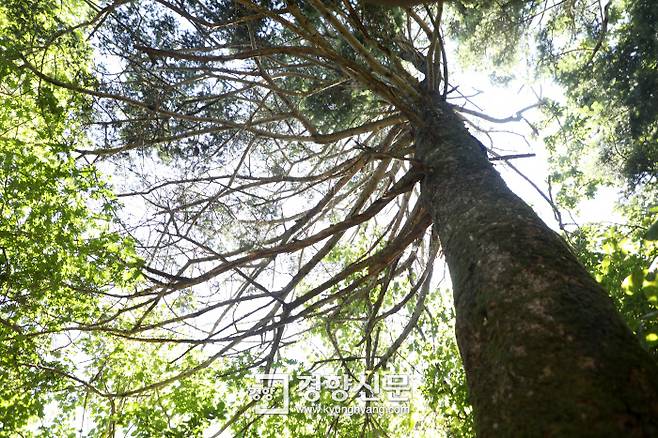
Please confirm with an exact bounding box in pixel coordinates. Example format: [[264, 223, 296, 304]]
[[1, 0, 656, 436]]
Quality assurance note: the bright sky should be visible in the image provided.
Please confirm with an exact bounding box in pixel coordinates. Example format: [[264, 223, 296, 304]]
[[449, 68, 621, 230]]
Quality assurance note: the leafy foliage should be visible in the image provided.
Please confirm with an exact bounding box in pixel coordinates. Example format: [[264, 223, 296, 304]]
[[545, 0, 657, 188], [0, 0, 141, 433], [572, 204, 658, 356]]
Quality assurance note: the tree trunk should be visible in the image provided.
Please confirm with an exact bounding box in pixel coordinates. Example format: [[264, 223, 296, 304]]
[[414, 97, 658, 437]]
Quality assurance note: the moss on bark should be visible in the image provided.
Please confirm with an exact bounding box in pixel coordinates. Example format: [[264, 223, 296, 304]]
[[415, 97, 658, 437]]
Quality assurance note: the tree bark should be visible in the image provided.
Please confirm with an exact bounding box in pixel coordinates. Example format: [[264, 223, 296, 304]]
[[415, 97, 658, 437]]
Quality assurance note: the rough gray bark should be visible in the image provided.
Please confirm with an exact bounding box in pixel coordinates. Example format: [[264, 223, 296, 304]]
[[415, 97, 658, 437]]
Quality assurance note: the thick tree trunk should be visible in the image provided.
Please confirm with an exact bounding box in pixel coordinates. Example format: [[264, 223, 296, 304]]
[[414, 97, 658, 437]]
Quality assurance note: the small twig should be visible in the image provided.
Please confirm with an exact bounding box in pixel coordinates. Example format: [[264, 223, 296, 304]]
[[454, 100, 546, 124], [489, 153, 536, 161], [584, 1, 612, 67]]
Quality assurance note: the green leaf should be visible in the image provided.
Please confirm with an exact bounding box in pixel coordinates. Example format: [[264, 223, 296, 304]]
[[645, 219, 658, 241]]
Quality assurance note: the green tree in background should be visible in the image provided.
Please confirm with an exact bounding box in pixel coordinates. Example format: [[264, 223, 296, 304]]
[[0, 0, 141, 434], [572, 213, 658, 357], [542, 0, 657, 190]]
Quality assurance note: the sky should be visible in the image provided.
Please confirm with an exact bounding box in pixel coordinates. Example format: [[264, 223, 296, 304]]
[[448, 67, 622, 231]]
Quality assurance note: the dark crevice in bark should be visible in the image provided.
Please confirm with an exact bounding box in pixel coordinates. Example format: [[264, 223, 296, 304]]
[[414, 96, 658, 437]]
